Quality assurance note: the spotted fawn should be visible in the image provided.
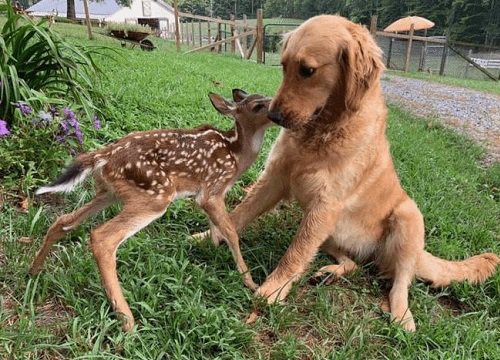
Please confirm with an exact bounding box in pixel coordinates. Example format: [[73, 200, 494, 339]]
[[30, 89, 272, 331]]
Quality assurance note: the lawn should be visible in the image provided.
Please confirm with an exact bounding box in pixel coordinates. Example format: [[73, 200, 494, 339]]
[[0, 22, 499, 359]]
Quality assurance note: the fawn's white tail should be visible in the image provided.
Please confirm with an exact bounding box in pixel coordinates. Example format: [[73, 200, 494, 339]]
[[35, 157, 106, 195]]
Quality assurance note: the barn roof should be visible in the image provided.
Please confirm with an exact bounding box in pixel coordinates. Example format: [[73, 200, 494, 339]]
[[28, 0, 122, 16]]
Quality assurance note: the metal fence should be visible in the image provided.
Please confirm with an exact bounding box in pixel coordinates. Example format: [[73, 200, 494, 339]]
[[259, 21, 500, 81]]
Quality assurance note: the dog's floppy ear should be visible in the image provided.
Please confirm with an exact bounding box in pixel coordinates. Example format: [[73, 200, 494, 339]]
[[340, 25, 385, 112], [281, 30, 294, 53], [208, 92, 235, 115]]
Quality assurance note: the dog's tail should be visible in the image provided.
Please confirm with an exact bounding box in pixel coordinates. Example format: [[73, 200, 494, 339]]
[[416, 250, 499, 287], [35, 153, 106, 195]]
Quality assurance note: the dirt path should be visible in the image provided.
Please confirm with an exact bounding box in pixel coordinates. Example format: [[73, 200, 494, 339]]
[[381, 73, 500, 165]]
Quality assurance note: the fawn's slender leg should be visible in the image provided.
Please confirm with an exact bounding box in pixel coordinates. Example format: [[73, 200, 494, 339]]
[[29, 190, 115, 274], [90, 202, 167, 332], [201, 196, 258, 291], [193, 165, 287, 242]]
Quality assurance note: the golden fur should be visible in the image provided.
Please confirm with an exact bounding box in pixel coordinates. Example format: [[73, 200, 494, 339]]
[[207, 15, 498, 331]]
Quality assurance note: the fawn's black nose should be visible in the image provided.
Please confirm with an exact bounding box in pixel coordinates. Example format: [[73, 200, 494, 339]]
[[268, 109, 287, 127]]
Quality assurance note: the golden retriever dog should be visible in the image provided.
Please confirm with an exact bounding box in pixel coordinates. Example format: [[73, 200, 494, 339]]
[[201, 15, 499, 331]]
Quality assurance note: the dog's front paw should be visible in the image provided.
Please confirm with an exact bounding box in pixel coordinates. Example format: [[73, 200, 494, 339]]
[[255, 277, 293, 304]]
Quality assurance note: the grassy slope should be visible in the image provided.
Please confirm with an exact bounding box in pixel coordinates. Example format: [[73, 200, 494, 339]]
[[0, 22, 499, 360], [387, 69, 500, 95]]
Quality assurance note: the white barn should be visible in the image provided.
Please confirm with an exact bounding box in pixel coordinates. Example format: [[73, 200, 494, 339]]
[[27, 0, 175, 34]]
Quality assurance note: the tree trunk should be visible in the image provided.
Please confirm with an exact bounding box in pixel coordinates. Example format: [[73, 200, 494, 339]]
[[67, 0, 76, 20]]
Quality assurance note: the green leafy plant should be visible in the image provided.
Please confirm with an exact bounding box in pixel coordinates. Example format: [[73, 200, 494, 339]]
[[106, 21, 152, 36], [0, 2, 111, 124]]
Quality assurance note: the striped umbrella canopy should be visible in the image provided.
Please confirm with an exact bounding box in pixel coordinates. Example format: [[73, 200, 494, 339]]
[[384, 16, 435, 32]]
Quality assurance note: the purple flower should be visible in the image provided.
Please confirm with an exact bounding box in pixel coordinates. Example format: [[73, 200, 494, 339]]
[[60, 121, 69, 134], [49, 106, 57, 118], [63, 107, 76, 121], [16, 103, 33, 116], [75, 128, 83, 144], [56, 135, 66, 143], [0, 120, 10, 137], [37, 110, 52, 123], [93, 115, 101, 130]]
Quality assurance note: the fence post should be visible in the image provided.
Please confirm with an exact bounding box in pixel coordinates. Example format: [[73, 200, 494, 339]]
[[242, 14, 248, 51], [369, 15, 377, 36], [230, 14, 236, 54], [439, 36, 448, 76], [191, 21, 195, 46], [208, 21, 211, 44], [174, 0, 180, 52], [418, 29, 427, 71], [256, 9, 264, 64], [217, 18, 222, 53], [386, 39, 393, 69], [82, 0, 93, 40], [404, 23, 415, 72], [198, 21, 202, 46]]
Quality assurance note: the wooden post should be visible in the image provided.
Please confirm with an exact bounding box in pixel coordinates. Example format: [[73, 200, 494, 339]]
[[191, 21, 195, 46], [369, 15, 377, 36], [256, 8, 264, 64], [439, 36, 448, 76], [386, 38, 393, 69], [174, 0, 180, 52], [464, 49, 472, 77], [224, 23, 227, 52], [404, 23, 415, 72], [418, 29, 427, 71], [217, 18, 222, 53], [198, 21, 202, 46], [82, 0, 93, 40], [186, 22, 191, 46], [208, 21, 211, 44], [230, 14, 235, 54], [242, 14, 248, 52]]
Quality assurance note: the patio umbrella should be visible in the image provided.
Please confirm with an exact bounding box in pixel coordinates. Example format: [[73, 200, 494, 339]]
[[384, 16, 435, 32]]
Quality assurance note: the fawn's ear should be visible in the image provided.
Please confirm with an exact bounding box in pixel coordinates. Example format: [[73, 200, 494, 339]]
[[208, 93, 235, 115], [232, 89, 248, 102]]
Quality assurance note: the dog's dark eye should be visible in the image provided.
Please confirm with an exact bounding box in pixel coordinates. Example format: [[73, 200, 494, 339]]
[[299, 65, 315, 78], [252, 103, 265, 113]]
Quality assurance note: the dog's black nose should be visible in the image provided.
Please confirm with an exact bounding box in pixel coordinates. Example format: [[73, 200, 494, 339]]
[[268, 109, 286, 126]]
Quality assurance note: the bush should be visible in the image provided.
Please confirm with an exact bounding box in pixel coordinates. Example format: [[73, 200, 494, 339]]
[[0, 2, 111, 125], [106, 21, 152, 35]]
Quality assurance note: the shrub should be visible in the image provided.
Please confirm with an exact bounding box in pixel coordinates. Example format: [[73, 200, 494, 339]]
[[106, 21, 152, 35], [0, 2, 111, 125]]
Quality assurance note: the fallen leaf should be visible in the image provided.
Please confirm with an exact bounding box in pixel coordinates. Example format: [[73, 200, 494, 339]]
[[246, 310, 260, 325], [16, 196, 29, 213], [212, 80, 224, 88], [18, 236, 33, 244]]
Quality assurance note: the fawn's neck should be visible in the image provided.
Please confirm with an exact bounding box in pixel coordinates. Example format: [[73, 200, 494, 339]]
[[225, 121, 267, 175]]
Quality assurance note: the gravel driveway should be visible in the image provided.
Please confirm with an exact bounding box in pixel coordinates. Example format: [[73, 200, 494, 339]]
[[381, 73, 500, 165]]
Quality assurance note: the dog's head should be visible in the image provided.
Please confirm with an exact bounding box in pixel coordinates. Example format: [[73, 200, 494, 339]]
[[269, 15, 384, 130]]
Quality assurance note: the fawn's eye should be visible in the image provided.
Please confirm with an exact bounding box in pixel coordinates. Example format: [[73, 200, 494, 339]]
[[299, 65, 315, 78], [252, 103, 265, 113]]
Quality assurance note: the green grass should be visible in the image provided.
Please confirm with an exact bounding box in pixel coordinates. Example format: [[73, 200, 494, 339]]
[[387, 69, 500, 95], [0, 22, 499, 359]]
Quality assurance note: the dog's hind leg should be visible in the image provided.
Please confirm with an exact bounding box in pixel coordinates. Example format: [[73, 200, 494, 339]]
[[312, 239, 358, 283], [379, 199, 424, 332]]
